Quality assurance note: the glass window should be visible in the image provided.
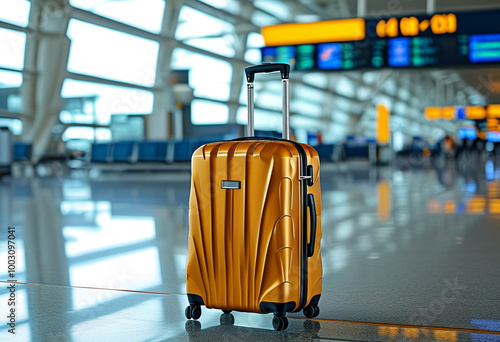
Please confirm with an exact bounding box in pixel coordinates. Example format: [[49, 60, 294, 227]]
[[199, 0, 241, 15], [245, 32, 264, 64], [176, 6, 235, 58], [62, 127, 111, 142], [0, 118, 22, 135], [236, 107, 281, 131], [0, 28, 26, 70], [66, 19, 159, 87], [171, 48, 232, 101], [191, 100, 228, 125], [0, 0, 31, 27], [0, 70, 22, 88], [251, 11, 280, 27], [291, 100, 322, 117], [69, 0, 165, 34], [61, 79, 154, 124], [254, 1, 292, 22]]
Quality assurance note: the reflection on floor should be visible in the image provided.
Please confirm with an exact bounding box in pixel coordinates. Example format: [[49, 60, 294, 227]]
[[1, 157, 500, 341]]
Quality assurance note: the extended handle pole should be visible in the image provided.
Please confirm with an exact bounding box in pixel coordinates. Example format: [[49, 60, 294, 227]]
[[247, 83, 255, 137], [282, 79, 289, 140]]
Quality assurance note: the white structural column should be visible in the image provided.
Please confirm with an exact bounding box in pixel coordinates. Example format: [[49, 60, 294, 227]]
[[22, 0, 71, 162], [427, 0, 436, 14], [227, 2, 255, 125], [147, 0, 184, 140]]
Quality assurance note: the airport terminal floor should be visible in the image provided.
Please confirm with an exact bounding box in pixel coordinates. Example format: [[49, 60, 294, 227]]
[[1, 156, 500, 341]]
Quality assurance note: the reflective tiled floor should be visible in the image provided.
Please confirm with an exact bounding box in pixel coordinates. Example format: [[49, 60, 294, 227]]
[[1, 157, 500, 341]]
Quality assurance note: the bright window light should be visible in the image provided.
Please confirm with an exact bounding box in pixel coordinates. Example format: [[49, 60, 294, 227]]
[[69, 246, 162, 307], [176, 6, 235, 57], [0, 28, 26, 70], [0, 0, 31, 27], [62, 127, 111, 142], [61, 79, 154, 124], [237, 107, 281, 131], [191, 100, 228, 125], [171, 48, 232, 101], [0, 70, 22, 88], [0, 118, 22, 135], [69, 0, 165, 33], [63, 215, 155, 258], [66, 19, 159, 87], [199, 0, 241, 15]]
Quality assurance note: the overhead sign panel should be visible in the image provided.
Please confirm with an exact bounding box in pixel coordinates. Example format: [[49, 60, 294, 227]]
[[261, 9, 500, 71], [261, 19, 365, 46]]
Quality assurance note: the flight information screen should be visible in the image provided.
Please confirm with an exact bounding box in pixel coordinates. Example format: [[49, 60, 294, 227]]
[[261, 9, 500, 71]]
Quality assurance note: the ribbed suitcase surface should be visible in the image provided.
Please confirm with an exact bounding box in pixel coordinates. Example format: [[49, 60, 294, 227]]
[[186, 140, 322, 314]]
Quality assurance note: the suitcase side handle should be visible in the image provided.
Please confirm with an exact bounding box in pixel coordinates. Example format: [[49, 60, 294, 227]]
[[244, 62, 290, 83], [306, 193, 317, 257]]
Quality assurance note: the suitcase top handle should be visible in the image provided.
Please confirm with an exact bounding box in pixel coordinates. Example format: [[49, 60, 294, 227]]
[[245, 63, 290, 83]]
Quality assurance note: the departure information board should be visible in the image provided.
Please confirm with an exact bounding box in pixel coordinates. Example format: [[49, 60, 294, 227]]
[[261, 9, 500, 71]]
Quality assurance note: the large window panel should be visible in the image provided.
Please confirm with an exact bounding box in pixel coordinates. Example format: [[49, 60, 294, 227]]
[[171, 48, 232, 101], [69, 0, 165, 34], [176, 6, 235, 57], [61, 79, 154, 125], [199, 0, 241, 15], [191, 100, 228, 125], [0, 70, 22, 88], [0, 118, 22, 135], [245, 32, 265, 64], [0, 0, 31, 27], [66, 20, 159, 87], [62, 127, 111, 142], [236, 107, 281, 131], [0, 28, 26, 70]]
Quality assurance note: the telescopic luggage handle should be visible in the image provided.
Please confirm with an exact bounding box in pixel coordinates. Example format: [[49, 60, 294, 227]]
[[245, 63, 291, 139], [245, 63, 290, 82]]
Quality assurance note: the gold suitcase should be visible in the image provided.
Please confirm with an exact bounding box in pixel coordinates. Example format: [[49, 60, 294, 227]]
[[185, 63, 322, 331]]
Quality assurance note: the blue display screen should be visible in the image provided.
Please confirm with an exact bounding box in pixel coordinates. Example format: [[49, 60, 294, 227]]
[[469, 33, 500, 63], [317, 43, 342, 69], [487, 131, 500, 142], [458, 128, 477, 140], [388, 38, 411, 67]]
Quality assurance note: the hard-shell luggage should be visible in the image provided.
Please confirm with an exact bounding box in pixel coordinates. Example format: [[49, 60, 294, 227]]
[[185, 63, 322, 331]]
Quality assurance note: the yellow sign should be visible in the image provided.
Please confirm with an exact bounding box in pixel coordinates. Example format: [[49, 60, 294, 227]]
[[487, 104, 500, 118], [442, 107, 455, 120], [466, 106, 486, 120], [376, 13, 456, 38], [262, 19, 365, 46], [377, 104, 390, 144], [425, 107, 442, 120]]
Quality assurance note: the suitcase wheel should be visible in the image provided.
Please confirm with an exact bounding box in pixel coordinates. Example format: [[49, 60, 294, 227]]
[[220, 312, 235, 326], [185, 305, 202, 320], [272, 315, 288, 331], [303, 305, 320, 319]]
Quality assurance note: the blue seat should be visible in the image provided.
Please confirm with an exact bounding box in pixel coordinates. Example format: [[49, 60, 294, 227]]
[[112, 142, 135, 163], [313, 144, 335, 161], [137, 141, 158, 162], [13, 142, 31, 161], [157, 141, 169, 162], [90, 143, 112, 163], [173, 140, 191, 162]]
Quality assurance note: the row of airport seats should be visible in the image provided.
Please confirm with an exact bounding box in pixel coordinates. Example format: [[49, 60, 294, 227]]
[[90, 135, 376, 165], [311, 138, 376, 162], [90, 136, 225, 164]]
